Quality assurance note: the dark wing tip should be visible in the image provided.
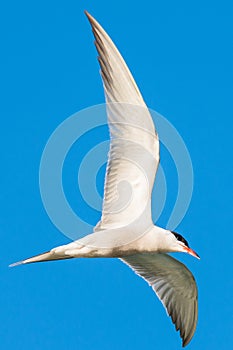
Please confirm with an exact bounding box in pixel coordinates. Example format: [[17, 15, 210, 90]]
[[84, 10, 97, 26], [180, 300, 198, 347], [182, 334, 193, 347], [182, 336, 189, 347], [84, 10, 90, 18]]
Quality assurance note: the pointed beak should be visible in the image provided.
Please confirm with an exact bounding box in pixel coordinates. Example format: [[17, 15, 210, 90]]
[[183, 246, 200, 259]]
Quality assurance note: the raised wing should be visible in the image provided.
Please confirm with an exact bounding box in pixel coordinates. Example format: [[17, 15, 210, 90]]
[[121, 253, 198, 347], [85, 12, 159, 232]]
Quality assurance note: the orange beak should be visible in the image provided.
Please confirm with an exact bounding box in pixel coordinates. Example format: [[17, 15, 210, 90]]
[[184, 246, 200, 259]]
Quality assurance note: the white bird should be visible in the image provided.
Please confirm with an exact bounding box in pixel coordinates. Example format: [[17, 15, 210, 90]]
[[11, 11, 200, 347]]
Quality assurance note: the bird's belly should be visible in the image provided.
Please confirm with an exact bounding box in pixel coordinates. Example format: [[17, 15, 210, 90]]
[[64, 244, 142, 258], [60, 226, 162, 258]]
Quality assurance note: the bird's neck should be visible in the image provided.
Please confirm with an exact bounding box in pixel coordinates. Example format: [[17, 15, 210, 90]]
[[129, 226, 175, 254]]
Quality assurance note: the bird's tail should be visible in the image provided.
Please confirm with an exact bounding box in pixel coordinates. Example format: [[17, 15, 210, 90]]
[[9, 250, 73, 267]]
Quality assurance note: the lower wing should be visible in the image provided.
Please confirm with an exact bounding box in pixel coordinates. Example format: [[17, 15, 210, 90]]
[[121, 253, 198, 347]]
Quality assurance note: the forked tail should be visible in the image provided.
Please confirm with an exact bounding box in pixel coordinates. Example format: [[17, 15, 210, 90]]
[[9, 250, 73, 267]]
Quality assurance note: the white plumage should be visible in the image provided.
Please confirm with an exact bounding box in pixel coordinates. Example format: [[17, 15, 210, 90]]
[[10, 11, 199, 347]]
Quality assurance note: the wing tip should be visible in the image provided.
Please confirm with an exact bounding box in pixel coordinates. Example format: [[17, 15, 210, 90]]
[[181, 302, 198, 347], [84, 10, 96, 25], [182, 336, 191, 348], [84, 10, 90, 18]]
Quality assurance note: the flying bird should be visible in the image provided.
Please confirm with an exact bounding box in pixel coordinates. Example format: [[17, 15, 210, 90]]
[[11, 11, 200, 347]]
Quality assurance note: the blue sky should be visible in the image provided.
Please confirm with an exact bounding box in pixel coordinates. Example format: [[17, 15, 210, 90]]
[[1, 1, 232, 349]]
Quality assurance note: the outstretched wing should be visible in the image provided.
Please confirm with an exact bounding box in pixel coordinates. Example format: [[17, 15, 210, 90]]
[[85, 12, 159, 232], [121, 253, 198, 347]]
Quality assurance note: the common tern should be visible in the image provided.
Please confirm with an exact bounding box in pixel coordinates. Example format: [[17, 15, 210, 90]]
[[11, 11, 200, 347]]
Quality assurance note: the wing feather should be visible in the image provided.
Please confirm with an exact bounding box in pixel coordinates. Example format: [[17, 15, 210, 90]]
[[121, 253, 198, 347], [85, 12, 159, 232]]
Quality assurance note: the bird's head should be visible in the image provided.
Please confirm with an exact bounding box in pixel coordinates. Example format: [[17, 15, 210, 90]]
[[170, 231, 200, 259]]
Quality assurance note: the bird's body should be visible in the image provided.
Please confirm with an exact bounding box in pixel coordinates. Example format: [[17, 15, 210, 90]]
[[13, 226, 176, 261], [11, 11, 200, 347]]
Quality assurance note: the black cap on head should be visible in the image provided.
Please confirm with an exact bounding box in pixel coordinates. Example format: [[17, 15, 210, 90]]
[[171, 231, 189, 248]]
